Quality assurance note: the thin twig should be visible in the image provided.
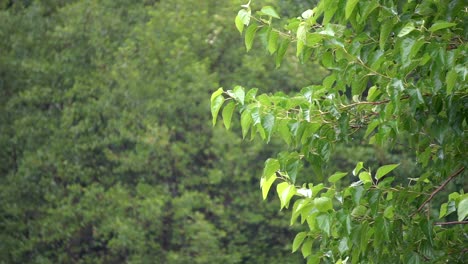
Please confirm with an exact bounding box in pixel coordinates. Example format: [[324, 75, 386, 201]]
[[411, 166, 465, 217], [434, 221, 468, 226]]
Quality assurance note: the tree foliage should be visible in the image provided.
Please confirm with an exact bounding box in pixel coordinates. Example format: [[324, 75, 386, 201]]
[[212, 0, 467, 263], [0, 0, 324, 263]]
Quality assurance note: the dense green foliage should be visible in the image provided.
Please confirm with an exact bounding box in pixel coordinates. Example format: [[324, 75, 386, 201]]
[[0, 0, 327, 263], [213, 0, 467, 263]]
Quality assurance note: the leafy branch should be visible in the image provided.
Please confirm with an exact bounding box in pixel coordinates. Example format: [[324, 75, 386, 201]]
[[411, 166, 465, 217]]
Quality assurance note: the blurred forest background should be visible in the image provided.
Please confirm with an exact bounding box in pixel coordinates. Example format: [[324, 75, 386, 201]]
[[0, 0, 429, 263]]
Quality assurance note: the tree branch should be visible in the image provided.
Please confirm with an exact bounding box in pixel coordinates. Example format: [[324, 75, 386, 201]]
[[434, 221, 468, 226], [411, 166, 465, 217]]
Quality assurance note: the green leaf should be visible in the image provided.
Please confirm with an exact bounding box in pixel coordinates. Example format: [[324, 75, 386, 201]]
[[251, 107, 261, 125], [262, 113, 275, 143], [353, 162, 364, 176], [302, 237, 313, 258], [366, 85, 380, 101], [268, 30, 279, 54], [328, 172, 347, 184], [240, 109, 253, 138], [233, 85, 245, 105], [321, 51, 333, 68], [351, 205, 367, 218], [408, 252, 421, 264], [276, 38, 290, 67], [260, 6, 280, 19], [296, 23, 307, 56], [245, 88, 258, 101], [311, 183, 324, 198], [345, 0, 359, 20], [245, 23, 258, 52], [383, 205, 394, 219], [237, 9, 251, 26], [278, 120, 292, 145], [364, 119, 379, 138], [305, 33, 323, 47], [359, 171, 372, 184], [323, 0, 338, 25], [444, 200, 457, 217], [400, 37, 416, 68], [235, 14, 244, 34], [316, 213, 331, 237], [429, 21, 457, 32], [375, 164, 399, 180], [307, 254, 321, 264], [277, 182, 288, 207], [291, 199, 309, 224], [458, 197, 468, 221], [302, 9, 314, 19], [360, 221, 370, 252], [359, 0, 379, 23], [398, 22, 415, 37], [260, 159, 280, 199], [439, 203, 448, 219], [261, 173, 276, 200], [380, 20, 393, 50], [446, 69, 457, 94], [409, 37, 425, 59], [210, 88, 224, 126], [222, 101, 236, 130], [292, 232, 307, 252], [277, 182, 297, 209], [338, 237, 349, 254], [262, 158, 280, 179], [314, 197, 333, 212], [323, 74, 336, 90]]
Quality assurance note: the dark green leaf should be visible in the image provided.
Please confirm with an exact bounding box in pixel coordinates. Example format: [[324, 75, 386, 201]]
[[245, 23, 258, 51], [380, 20, 394, 50]]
